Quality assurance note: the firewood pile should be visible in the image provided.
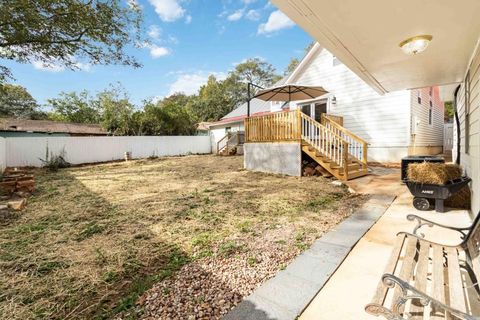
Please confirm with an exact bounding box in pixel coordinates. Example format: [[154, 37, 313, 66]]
[[219, 146, 237, 156], [0, 168, 35, 212], [302, 160, 333, 178]]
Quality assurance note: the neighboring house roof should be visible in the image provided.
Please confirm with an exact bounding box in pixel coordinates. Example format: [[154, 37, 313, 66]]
[[0, 119, 107, 135], [210, 75, 291, 127], [196, 122, 213, 131], [220, 98, 272, 120]]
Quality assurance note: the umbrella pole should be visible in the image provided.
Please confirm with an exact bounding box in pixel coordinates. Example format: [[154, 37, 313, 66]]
[[247, 83, 251, 117]]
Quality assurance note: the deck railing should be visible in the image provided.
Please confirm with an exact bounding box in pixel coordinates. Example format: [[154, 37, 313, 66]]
[[301, 112, 349, 168], [244, 110, 300, 142], [322, 115, 368, 168]]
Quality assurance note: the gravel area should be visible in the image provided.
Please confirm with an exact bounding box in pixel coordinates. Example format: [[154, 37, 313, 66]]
[[140, 235, 300, 320]]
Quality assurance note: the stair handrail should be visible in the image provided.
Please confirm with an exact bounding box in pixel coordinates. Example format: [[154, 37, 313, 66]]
[[217, 132, 231, 154], [322, 115, 368, 168], [300, 112, 350, 170], [300, 112, 348, 144], [322, 115, 368, 144]]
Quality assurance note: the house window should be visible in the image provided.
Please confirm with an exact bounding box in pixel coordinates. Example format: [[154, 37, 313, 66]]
[[429, 87, 433, 96], [417, 90, 421, 104], [428, 107, 433, 125], [225, 127, 231, 133], [465, 71, 471, 154]]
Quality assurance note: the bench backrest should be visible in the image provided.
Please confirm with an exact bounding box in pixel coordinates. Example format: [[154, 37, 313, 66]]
[[464, 211, 480, 279]]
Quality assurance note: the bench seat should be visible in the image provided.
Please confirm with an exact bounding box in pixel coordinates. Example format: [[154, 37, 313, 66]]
[[366, 213, 480, 320]]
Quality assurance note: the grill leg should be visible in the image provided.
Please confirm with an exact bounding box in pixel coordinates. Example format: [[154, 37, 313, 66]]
[[435, 199, 445, 213]]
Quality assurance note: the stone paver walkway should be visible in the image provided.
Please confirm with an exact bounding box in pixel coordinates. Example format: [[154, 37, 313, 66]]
[[223, 194, 395, 320]]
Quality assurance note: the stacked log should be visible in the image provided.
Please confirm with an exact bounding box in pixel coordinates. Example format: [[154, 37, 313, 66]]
[[0, 169, 35, 212], [302, 160, 333, 178]]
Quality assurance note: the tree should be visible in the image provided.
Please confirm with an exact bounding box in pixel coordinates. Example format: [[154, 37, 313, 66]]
[[190, 75, 232, 122], [0, 83, 46, 119], [222, 58, 281, 114], [142, 94, 196, 136], [47, 91, 100, 123], [230, 58, 279, 87], [0, 0, 142, 81], [96, 86, 135, 135], [444, 101, 454, 122], [284, 58, 300, 76]]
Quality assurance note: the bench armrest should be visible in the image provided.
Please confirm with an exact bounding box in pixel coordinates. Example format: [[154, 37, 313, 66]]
[[366, 273, 478, 320], [406, 214, 470, 240]]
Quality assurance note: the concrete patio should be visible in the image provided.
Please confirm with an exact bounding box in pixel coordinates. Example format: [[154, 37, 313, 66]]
[[224, 167, 472, 320], [300, 178, 472, 319]]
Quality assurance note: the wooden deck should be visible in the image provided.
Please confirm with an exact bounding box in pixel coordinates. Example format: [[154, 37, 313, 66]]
[[244, 109, 368, 181]]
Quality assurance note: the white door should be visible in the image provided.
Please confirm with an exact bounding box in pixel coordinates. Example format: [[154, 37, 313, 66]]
[[444, 123, 454, 151]]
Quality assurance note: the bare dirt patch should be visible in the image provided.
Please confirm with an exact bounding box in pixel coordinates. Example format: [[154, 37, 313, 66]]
[[0, 155, 366, 319]]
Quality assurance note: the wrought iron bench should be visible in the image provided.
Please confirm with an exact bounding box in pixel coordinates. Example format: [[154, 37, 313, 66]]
[[365, 212, 480, 319]]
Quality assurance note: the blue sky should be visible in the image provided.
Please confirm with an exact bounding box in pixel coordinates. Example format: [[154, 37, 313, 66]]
[[2, 0, 312, 106]]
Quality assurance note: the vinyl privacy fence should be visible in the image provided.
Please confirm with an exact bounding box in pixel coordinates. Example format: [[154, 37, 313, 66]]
[[3, 136, 212, 167]]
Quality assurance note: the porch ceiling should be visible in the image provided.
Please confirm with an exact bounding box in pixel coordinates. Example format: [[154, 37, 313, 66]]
[[272, 0, 480, 93]]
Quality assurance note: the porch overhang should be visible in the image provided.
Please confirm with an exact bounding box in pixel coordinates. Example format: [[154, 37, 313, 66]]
[[271, 0, 480, 93]]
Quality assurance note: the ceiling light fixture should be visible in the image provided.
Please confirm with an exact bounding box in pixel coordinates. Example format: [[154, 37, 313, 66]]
[[399, 35, 433, 55]]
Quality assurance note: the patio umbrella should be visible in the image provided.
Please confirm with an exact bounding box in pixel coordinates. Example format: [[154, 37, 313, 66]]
[[253, 84, 328, 102]]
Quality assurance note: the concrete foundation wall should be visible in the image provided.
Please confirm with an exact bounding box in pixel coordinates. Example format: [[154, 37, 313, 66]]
[[367, 147, 409, 163], [244, 142, 301, 176]]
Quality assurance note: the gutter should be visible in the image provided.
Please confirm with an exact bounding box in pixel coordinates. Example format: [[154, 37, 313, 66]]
[[453, 85, 461, 165]]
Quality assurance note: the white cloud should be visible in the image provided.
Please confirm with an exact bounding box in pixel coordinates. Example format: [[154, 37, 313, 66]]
[[32, 59, 91, 72], [147, 25, 162, 40], [32, 61, 65, 72], [185, 15, 192, 24], [258, 10, 295, 35], [148, 44, 171, 58], [148, 0, 185, 22], [246, 9, 260, 21], [126, 0, 141, 9], [227, 9, 244, 21], [168, 71, 227, 96]]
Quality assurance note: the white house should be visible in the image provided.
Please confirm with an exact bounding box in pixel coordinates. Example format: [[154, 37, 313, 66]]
[[271, 0, 479, 225], [210, 43, 445, 164]]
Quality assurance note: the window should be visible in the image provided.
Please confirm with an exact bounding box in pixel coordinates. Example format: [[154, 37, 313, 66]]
[[225, 127, 231, 133], [417, 90, 421, 104], [465, 71, 471, 154], [429, 87, 433, 96]]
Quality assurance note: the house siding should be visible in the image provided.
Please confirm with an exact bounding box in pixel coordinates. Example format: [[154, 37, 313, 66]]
[[456, 44, 480, 214], [290, 47, 411, 162], [409, 87, 444, 151], [209, 121, 244, 152]]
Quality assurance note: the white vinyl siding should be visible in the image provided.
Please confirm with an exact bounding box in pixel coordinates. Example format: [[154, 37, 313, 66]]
[[410, 88, 444, 147], [291, 48, 411, 150], [456, 44, 480, 214], [209, 121, 244, 152]]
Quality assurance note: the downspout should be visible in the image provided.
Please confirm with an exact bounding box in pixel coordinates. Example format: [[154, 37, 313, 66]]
[[453, 85, 461, 165]]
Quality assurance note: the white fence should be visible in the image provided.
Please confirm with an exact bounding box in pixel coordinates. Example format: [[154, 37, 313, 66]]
[[4, 136, 212, 167], [0, 137, 6, 171]]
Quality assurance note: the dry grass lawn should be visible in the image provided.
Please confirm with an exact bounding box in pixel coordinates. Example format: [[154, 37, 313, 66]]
[[0, 155, 366, 319]]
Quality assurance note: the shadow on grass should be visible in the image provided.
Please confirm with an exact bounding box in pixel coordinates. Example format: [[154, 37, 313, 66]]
[[0, 169, 193, 319]]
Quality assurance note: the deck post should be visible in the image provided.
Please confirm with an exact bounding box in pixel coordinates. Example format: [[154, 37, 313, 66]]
[[343, 141, 349, 179], [296, 108, 302, 141], [362, 141, 368, 172]]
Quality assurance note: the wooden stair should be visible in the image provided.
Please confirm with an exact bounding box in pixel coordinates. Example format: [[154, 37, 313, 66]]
[[217, 132, 244, 156], [300, 113, 368, 181]]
